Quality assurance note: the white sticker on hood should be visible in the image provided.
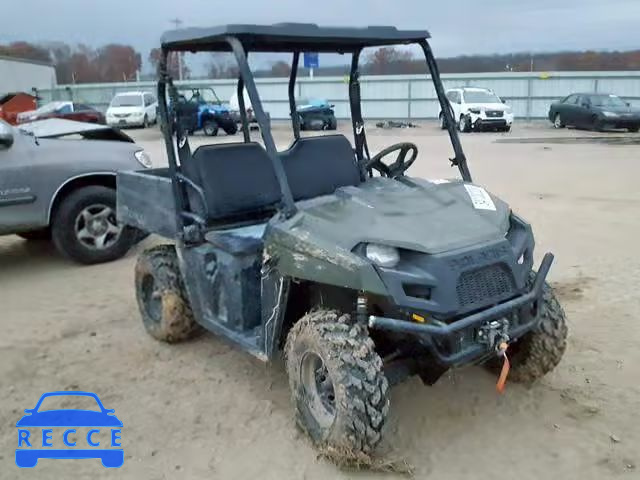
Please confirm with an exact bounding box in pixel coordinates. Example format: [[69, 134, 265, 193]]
[[464, 184, 496, 211], [429, 179, 450, 184]]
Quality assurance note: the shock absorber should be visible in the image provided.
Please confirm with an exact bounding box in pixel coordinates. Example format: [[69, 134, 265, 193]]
[[356, 293, 368, 324]]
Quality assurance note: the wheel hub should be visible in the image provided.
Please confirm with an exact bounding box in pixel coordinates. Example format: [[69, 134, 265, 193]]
[[301, 351, 336, 428], [74, 204, 122, 250]]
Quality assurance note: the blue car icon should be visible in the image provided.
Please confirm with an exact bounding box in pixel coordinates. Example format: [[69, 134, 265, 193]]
[[16, 391, 123, 468]]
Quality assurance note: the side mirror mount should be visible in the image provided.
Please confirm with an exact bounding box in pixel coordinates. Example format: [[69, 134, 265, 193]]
[[582, 102, 590, 109], [0, 121, 14, 149], [502, 98, 507, 104]]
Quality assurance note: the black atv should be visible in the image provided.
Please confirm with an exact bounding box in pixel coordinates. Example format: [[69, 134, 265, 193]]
[[118, 23, 567, 455]]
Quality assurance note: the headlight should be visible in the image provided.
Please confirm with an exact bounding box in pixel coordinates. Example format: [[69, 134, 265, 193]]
[[134, 150, 152, 168], [468, 108, 481, 114], [601, 111, 618, 117], [365, 244, 400, 268]]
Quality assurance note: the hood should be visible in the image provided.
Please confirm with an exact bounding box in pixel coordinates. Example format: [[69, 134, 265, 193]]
[[279, 177, 510, 256], [19, 118, 134, 142], [107, 105, 144, 115], [200, 104, 229, 114], [297, 99, 332, 112], [465, 102, 508, 111], [595, 105, 640, 114]]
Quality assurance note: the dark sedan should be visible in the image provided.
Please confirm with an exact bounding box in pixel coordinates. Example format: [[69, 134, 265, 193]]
[[549, 93, 640, 132], [17, 101, 105, 125]]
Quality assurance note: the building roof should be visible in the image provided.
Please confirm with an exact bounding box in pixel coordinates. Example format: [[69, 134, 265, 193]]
[[161, 23, 430, 52]]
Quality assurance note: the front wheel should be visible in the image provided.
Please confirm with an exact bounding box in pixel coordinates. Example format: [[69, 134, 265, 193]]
[[458, 114, 471, 133], [489, 273, 568, 384], [51, 186, 137, 264], [439, 112, 447, 130], [285, 310, 389, 453], [142, 115, 149, 128]]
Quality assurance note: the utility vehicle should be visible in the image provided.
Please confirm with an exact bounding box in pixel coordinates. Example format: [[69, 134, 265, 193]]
[[117, 24, 568, 454], [175, 87, 238, 136]]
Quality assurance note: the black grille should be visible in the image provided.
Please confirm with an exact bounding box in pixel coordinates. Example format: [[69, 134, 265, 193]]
[[485, 110, 503, 118], [456, 264, 515, 308]]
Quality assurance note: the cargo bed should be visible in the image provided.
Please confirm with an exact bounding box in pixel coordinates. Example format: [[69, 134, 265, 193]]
[[117, 168, 178, 239]]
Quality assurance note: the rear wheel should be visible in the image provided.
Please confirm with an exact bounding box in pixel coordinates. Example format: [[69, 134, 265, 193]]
[[51, 186, 137, 264], [327, 115, 338, 130], [203, 120, 219, 136], [439, 112, 447, 129], [221, 121, 238, 135], [553, 113, 565, 129], [134, 244, 202, 343], [285, 310, 389, 453]]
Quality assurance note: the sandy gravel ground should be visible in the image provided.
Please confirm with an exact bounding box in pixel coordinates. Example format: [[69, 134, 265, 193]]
[[1, 122, 639, 479]]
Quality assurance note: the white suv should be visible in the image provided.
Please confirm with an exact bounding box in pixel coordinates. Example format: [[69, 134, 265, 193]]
[[439, 87, 513, 132], [106, 92, 158, 128]]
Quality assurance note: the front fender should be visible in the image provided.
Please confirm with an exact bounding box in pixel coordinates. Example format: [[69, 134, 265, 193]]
[[265, 234, 388, 296]]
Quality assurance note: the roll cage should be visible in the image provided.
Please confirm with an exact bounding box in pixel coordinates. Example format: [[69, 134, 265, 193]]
[[157, 24, 471, 239]]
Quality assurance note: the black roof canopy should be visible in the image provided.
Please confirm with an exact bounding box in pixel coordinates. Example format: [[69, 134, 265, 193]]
[[161, 23, 430, 52]]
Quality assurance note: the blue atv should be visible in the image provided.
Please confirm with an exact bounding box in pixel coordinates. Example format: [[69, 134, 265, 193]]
[[176, 88, 237, 136]]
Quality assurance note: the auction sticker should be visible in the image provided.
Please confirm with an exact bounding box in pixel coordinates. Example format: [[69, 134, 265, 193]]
[[464, 184, 496, 211]]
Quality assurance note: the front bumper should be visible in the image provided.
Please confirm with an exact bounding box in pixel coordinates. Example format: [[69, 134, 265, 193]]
[[369, 253, 553, 366], [469, 111, 514, 130], [107, 117, 145, 127], [599, 116, 640, 130]]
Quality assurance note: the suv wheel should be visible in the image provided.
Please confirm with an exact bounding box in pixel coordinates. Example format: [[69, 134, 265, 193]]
[[439, 112, 447, 130], [285, 310, 389, 453], [458, 114, 471, 133], [143, 115, 149, 128], [135, 244, 202, 342], [51, 186, 137, 264]]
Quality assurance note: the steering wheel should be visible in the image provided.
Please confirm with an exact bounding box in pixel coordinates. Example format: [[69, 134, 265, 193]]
[[365, 142, 418, 178]]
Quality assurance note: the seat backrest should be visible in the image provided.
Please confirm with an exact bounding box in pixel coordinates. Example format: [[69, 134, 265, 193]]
[[182, 142, 281, 223], [280, 135, 361, 201]]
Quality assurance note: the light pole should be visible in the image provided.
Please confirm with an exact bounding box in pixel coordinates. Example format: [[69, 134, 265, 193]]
[[170, 18, 184, 80]]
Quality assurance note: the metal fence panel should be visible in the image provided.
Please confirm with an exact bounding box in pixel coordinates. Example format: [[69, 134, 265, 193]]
[[36, 71, 640, 120]]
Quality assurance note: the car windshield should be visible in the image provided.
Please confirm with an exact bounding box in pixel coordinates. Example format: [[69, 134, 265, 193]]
[[180, 89, 221, 105], [590, 94, 627, 108], [463, 91, 501, 104], [111, 95, 143, 107], [36, 395, 102, 412]]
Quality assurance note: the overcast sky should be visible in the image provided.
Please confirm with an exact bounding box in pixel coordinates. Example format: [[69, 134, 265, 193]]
[[2, 0, 639, 70]]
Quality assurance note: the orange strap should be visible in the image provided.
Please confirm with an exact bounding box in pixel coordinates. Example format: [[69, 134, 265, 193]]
[[496, 342, 510, 394]]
